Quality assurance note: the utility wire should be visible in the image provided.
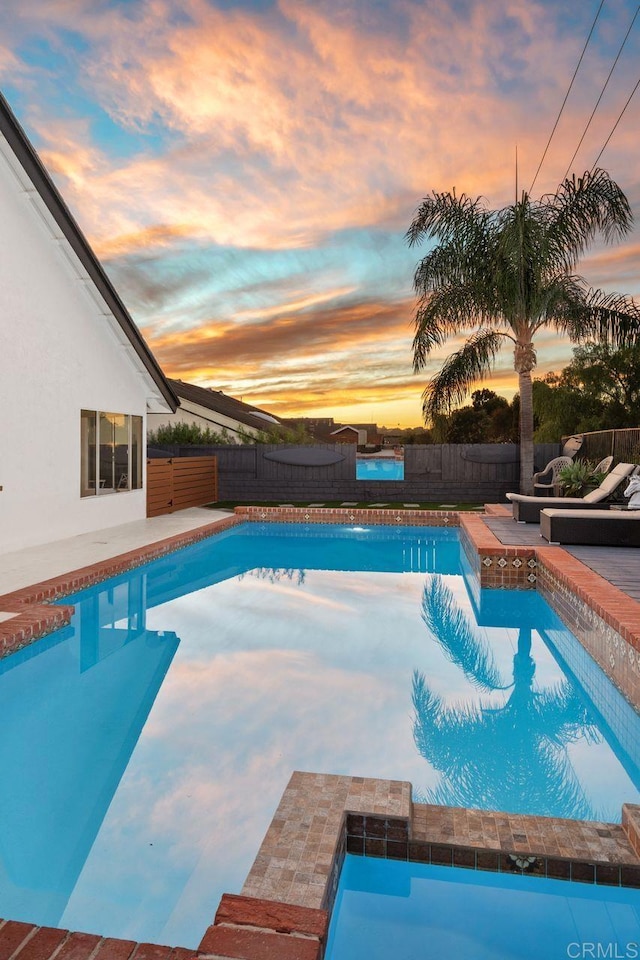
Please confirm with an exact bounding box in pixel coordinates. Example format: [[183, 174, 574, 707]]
[[590, 72, 640, 169], [563, 4, 640, 181], [529, 0, 606, 194]]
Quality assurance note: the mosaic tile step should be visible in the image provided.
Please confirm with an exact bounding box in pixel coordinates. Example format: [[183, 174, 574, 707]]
[[411, 804, 637, 863]]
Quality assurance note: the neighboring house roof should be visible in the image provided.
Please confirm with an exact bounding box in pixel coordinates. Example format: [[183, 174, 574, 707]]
[[168, 379, 281, 433], [330, 425, 369, 444], [0, 92, 178, 413], [330, 423, 379, 441]]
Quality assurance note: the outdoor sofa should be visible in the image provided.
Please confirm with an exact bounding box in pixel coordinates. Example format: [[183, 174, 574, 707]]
[[505, 462, 637, 523], [540, 508, 640, 546]]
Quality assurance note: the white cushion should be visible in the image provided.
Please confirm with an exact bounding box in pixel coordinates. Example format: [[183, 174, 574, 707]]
[[541, 508, 640, 520], [583, 462, 636, 501]]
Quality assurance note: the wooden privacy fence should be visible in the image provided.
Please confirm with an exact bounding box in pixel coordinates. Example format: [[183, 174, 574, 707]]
[[146, 456, 218, 517]]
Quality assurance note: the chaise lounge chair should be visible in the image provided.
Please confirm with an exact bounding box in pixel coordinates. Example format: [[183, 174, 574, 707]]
[[505, 462, 637, 523], [540, 507, 640, 546]]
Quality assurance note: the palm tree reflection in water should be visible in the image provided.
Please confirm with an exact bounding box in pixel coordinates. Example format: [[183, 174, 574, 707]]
[[412, 576, 600, 819]]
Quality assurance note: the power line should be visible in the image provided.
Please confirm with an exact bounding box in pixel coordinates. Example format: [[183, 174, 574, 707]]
[[591, 72, 640, 169], [529, 0, 606, 194], [563, 4, 640, 181]]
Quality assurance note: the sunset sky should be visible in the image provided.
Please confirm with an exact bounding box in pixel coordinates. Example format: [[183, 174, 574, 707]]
[[1, 0, 639, 426]]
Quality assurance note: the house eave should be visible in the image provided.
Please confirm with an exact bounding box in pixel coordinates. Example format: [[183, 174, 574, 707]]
[[0, 92, 178, 414]]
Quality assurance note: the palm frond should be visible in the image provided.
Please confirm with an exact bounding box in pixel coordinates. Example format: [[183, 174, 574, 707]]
[[417, 746, 595, 820], [549, 280, 640, 345], [405, 190, 489, 249], [493, 199, 550, 324], [545, 169, 633, 271], [412, 286, 499, 368], [421, 330, 505, 420], [529, 681, 600, 746], [413, 241, 489, 297], [421, 576, 503, 691], [580, 287, 640, 347], [411, 671, 597, 819]]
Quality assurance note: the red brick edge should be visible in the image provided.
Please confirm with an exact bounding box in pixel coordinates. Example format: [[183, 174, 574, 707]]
[[198, 894, 328, 960], [0, 515, 241, 662], [0, 508, 460, 663], [0, 921, 196, 960], [0, 898, 326, 960], [460, 514, 640, 651]]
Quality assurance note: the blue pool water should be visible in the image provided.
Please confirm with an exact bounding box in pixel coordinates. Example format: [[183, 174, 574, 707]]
[[356, 457, 404, 480], [0, 523, 638, 947], [327, 856, 640, 960]]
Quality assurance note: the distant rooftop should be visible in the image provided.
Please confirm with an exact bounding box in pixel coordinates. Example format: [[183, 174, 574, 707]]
[[168, 379, 281, 432]]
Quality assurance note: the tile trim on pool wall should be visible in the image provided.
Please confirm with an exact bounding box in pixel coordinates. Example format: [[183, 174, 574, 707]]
[[238, 773, 640, 921], [459, 513, 640, 711], [459, 514, 537, 589], [234, 506, 460, 526], [536, 551, 640, 712]]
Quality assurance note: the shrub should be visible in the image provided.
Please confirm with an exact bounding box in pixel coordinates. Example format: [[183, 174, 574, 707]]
[[147, 422, 234, 446], [557, 459, 606, 497], [148, 420, 317, 447]]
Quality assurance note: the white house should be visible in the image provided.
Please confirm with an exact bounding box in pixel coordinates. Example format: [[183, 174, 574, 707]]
[[147, 378, 282, 442], [0, 93, 178, 554]]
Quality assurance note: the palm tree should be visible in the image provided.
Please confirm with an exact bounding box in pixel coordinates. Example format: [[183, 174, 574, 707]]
[[406, 170, 640, 492]]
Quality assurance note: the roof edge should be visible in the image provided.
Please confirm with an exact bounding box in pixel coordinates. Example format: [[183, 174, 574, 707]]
[[0, 91, 178, 412]]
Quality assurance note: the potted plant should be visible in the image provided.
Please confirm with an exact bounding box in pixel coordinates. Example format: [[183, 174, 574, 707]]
[[557, 459, 607, 498]]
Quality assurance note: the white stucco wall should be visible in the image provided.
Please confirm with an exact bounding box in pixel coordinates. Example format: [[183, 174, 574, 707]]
[[0, 141, 156, 554]]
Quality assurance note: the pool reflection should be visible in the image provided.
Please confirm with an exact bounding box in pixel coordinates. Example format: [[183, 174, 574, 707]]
[[0, 523, 637, 948], [413, 576, 599, 818]]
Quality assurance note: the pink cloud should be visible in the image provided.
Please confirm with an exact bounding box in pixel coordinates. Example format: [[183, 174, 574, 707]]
[[2, 0, 638, 425], [7, 0, 639, 255]]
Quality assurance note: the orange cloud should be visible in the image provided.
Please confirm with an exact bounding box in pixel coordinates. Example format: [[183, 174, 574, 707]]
[[3, 0, 638, 426], [11, 0, 640, 255]]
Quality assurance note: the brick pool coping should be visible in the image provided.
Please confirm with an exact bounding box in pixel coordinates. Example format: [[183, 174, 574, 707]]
[[1, 505, 640, 960], [458, 513, 640, 710], [0, 515, 240, 658]]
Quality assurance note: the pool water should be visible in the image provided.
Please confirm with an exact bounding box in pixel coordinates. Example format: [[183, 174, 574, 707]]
[[356, 457, 404, 480], [327, 856, 640, 960], [0, 523, 638, 947]]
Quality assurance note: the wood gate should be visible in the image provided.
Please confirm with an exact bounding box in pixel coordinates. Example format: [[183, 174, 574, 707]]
[[146, 456, 218, 517]]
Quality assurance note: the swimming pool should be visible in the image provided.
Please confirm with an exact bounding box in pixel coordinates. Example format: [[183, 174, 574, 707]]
[[356, 457, 404, 480], [327, 856, 640, 960], [1, 522, 638, 946]]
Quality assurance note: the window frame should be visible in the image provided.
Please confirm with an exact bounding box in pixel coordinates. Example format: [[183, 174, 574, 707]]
[[81, 410, 144, 498]]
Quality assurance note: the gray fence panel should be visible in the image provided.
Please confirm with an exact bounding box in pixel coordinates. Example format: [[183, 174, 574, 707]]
[[147, 442, 561, 503], [256, 444, 356, 481]]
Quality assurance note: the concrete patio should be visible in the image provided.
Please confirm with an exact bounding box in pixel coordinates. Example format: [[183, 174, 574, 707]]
[[0, 506, 232, 597]]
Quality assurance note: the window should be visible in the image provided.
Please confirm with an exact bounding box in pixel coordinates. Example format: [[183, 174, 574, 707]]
[[81, 410, 143, 497]]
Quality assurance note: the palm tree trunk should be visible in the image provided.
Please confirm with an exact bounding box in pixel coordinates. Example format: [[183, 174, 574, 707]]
[[519, 369, 534, 494]]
